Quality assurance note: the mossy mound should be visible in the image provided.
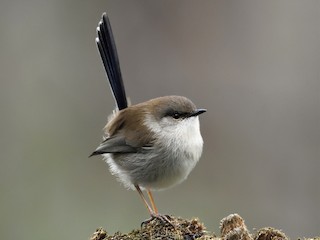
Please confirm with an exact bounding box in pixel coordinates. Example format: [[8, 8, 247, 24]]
[[90, 213, 319, 240]]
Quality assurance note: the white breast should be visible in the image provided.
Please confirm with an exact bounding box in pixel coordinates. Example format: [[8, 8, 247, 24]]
[[144, 115, 204, 189]]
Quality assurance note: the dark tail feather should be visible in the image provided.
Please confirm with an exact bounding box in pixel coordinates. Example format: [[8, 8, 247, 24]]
[[96, 12, 128, 110]]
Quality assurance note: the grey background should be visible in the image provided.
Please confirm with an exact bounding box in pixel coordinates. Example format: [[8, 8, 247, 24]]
[[1, 1, 319, 239]]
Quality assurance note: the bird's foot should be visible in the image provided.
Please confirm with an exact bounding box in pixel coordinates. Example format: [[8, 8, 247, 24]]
[[141, 213, 174, 228]]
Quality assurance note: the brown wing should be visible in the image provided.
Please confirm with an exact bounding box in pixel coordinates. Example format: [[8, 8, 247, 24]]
[[90, 106, 155, 157]]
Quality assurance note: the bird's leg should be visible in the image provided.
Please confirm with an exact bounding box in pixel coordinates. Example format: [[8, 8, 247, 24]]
[[147, 189, 158, 214], [135, 186, 174, 227], [134, 185, 154, 215]]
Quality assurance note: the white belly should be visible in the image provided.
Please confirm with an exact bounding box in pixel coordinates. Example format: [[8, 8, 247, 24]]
[[104, 116, 203, 190]]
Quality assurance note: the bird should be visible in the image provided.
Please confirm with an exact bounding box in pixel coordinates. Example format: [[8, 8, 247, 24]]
[[90, 12, 206, 225]]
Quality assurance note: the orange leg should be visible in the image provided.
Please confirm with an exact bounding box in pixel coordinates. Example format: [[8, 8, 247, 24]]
[[147, 189, 158, 214], [135, 186, 174, 227], [134, 185, 153, 214]]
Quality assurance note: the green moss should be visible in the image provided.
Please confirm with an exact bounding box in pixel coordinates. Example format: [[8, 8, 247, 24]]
[[90, 214, 318, 240], [90, 216, 216, 240]]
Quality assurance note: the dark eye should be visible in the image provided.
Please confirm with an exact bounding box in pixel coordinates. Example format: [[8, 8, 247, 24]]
[[172, 112, 180, 119], [163, 109, 186, 119]]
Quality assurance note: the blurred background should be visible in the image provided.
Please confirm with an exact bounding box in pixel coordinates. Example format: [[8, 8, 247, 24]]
[[0, 0, 319, 239]]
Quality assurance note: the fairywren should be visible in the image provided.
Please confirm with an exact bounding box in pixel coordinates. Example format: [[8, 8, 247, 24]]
[[90, 13, 206, 223]]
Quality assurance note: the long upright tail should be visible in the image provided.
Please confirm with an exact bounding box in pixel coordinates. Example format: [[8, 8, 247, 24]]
[[96, 13, 128, 110]]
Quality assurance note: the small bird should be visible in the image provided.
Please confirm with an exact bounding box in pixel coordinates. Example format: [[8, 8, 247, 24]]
[[90, 13, 206, 224]]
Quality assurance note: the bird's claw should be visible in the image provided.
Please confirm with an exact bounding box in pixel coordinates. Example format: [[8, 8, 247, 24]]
[[141, 213, 174, 228]]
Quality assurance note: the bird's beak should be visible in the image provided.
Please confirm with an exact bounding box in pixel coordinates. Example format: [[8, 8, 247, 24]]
[[190, 108, 207, 117]]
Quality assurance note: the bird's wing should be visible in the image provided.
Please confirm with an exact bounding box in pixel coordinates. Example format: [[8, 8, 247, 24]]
[[89, 135, 138, 157]]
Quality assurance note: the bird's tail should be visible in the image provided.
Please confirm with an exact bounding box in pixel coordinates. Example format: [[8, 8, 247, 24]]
[[96, 12, 128, 110]]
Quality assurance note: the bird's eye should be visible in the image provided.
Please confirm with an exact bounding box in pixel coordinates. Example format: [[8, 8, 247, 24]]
[[172, 112, 180, 119], [164, 109, 185, 119]]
